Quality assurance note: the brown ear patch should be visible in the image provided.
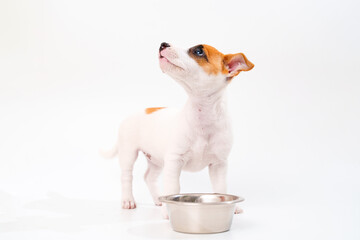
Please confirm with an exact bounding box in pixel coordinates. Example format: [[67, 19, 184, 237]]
[[224, 53, 254, 73], [188, 44, 227, 75], [145, 107, 166, 114]]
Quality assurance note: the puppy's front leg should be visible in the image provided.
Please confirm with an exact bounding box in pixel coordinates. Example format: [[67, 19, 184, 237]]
[[209, 162, 228, 193], [209, 162, 242, 214], [161, 155, 184, 219]]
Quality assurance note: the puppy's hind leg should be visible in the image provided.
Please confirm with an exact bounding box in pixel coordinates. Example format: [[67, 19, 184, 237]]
[[143, 154, 162, 206], [118, 148, 138, 209]]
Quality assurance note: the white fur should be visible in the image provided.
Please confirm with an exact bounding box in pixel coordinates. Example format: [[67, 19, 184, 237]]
[[103, 43, 243, 217]]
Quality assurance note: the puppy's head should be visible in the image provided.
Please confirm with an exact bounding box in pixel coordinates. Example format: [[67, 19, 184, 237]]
[[159, 42, 254, 96]]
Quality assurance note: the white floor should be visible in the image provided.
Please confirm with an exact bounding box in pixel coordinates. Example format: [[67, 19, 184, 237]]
[[0, 195, 358, 240], [0, 156, 359, 240]]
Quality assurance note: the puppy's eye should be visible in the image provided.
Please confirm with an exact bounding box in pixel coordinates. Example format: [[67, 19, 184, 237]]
[[194, 48, 204, 57]]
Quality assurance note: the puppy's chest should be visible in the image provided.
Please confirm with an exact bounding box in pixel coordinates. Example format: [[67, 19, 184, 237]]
[[182, 134, 225, 171]]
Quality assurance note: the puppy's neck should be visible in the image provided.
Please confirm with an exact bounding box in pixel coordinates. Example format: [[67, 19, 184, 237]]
[[184, 89, 228, 131]]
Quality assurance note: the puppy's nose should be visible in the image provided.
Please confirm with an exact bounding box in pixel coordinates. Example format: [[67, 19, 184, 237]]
[[159, 42, 170, 52]]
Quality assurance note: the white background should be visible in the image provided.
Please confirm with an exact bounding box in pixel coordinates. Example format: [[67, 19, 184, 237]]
[[0, 0, 359, 239]]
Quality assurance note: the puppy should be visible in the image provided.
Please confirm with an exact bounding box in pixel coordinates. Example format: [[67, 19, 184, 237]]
[[103, 42, 254, 217]]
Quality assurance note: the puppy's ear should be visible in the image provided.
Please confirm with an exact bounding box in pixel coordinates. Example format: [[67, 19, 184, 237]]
[[223, 53, 254, 78]]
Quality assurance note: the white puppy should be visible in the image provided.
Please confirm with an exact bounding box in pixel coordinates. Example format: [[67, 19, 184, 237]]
[[103, 42, 254, 217]]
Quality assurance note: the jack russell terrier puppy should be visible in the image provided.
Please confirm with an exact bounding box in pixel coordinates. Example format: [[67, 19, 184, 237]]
[[103, 42, 254, 218]]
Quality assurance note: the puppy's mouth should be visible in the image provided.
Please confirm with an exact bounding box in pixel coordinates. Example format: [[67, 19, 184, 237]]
[[159, 53, 183, 70]]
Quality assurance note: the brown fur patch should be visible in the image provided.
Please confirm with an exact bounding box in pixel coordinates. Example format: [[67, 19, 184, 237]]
[[188, 44, 227, 75], [145, 107, 166, 114], [188, 45, 254, 77]]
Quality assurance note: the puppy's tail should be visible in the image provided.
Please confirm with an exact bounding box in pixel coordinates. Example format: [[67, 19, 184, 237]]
[[99, 142, 119, 159]]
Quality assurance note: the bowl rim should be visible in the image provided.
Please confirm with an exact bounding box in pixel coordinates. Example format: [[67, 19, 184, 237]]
[[158, 193, 244, 206]]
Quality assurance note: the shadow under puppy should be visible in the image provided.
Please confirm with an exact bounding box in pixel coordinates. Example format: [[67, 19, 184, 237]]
[[102, 42, 254, 218]]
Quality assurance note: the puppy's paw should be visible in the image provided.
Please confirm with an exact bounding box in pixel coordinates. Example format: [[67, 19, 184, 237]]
[[234, 206, 243, 214], [152, 196, 162, 206], [122, 199, 137, 209], [161, 205, 169, 219]]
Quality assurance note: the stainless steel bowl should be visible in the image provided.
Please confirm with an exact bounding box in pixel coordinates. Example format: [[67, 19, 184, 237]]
[[159, 193, 244, 234]]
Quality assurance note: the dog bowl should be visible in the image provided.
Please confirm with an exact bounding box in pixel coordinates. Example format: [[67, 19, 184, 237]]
[[158, 193, 244, 234]]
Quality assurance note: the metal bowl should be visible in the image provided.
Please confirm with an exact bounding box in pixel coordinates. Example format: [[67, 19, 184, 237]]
[[159, 193, 244, 234]]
